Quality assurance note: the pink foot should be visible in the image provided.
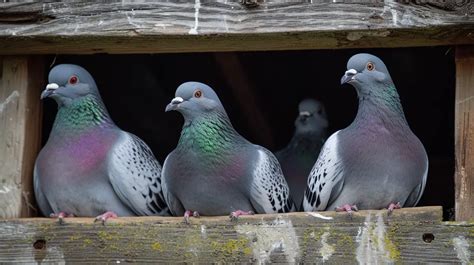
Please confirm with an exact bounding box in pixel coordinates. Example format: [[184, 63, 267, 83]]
[[94, 211, 118, 224], [50, 212, 74, 224], [387, 202, 401, 215], [335, 204, 358, 217], [229, 210, 254, 221], [183, 210, 200, 224]]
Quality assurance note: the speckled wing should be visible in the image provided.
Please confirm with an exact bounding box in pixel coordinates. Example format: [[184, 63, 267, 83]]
[[249, 147, 296, 213], [303, 131, 345, 212], [33, 165, 54, 216], [108, 132, 169, 216]]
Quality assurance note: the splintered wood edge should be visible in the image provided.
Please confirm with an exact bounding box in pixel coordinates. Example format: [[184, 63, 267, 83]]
[[2, 206, 443, 224]]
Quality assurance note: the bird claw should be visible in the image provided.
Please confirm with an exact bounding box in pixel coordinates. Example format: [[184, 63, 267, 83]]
[[387, 202, 401, 216], [50, 212, 74, 225], [335, 204, 358, 219], [229, 210, 254, 221], [183, 210, 200, 224], [94, 211, 118, 225]]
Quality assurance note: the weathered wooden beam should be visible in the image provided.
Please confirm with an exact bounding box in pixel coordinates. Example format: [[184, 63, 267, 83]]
[[455, 45, 474, 222], [0, 2, 472, 54], [0, 56, 44, 218], [0, 207, 472, 263]]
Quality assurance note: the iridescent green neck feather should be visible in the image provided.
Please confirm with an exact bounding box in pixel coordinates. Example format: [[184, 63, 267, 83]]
[[52, 94, 114, 134], [178, 112, 243, 156]]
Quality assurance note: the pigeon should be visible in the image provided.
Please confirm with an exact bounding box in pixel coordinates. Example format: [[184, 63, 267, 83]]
[[162, 81, 295, 222], [303, 53, 428, 214], [276, 99, 328, 210], [34, 64, 169, 223]]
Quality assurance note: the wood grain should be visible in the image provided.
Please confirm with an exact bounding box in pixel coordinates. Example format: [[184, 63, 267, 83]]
[[0, 56, 44, 218], [455, 45, 474, 222], [0, 207, 472, 264], [0, 2, 472, 54]]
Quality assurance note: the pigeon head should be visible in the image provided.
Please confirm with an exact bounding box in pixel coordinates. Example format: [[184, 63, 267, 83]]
[[341, 53, 393, 96], [165, 81, 224, 119], [42, 64, 99, 107], [295, 99, 328, 134]]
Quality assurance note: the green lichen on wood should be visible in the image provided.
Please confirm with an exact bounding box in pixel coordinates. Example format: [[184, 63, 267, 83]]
[[385, 224, 401, 262], [210, 238, 252, 260], [151, 242, 162, 251]]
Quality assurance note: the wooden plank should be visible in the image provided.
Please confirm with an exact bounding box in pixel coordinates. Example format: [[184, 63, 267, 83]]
[[0, 56, 44, 218], [0, 2, 472, 54], [455, 46, 474, 222], [0, 207, 472, 264]]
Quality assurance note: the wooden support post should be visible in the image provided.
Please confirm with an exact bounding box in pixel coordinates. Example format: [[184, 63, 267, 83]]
[[0, 56, 44, 218], [455, 46, 474, 221]]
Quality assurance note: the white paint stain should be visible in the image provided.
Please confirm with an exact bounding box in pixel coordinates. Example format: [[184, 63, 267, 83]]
[[126, 11, 140, 28], [453, 236, 471, 265], [98, 20, 104, 26], [189, 0, 201, 35], [320, 231, 334, 262], [307, 212, 333, 220], [0, 91, 19, 113], [356, 212, 395, 264], [200, 224, 207, 239], [236, 216, 300, 263], [0, 185, 11, 194]]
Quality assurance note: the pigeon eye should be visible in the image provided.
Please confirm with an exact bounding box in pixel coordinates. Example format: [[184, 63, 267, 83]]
[[194, 90, 202, 98], [366, 62, 375, 71], [69, 76, 78, 85]]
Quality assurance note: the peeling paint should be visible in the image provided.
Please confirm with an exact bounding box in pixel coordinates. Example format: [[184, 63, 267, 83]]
[[320, 231, 334, 262], [0, 91, 19, 113], [236, 216, 300, 263], [307, 212, 333, 220], [453, 236, 471, 265], [189, 0, 201, 35]]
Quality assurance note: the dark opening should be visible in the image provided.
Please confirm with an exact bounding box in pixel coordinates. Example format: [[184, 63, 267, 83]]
[[422, 233, 435, 243], [41, 47, 455, 219], [33, 239, 46, 250]]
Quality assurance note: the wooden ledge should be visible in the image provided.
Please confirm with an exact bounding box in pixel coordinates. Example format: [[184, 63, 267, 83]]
[[0, 206, 472, 263], [0, 2, 473, 54]]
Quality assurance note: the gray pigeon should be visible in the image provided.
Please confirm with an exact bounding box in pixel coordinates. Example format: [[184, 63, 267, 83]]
[[303, 53, 428, 214], [162, 82, 295, 221], [34, 64, 169, 222], [276, 99, 328, 210]]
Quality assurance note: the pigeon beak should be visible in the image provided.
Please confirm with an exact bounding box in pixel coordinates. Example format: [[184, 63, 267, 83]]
[[40, 83, 59, 99], [341, 69, 358, 85], [298, 111, 311, 122], [165, 96, 184, 112]]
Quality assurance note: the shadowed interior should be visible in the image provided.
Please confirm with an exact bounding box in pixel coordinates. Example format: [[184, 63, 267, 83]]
[[41, 47, 455, 219]]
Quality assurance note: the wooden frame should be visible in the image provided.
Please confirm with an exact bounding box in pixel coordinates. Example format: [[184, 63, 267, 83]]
[[0, 1, 473, 262]]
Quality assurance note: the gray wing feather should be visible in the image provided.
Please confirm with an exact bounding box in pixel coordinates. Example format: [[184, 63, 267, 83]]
[[108, 132, 169, 216], [33, 164, 54, 216], [160, 152, 185, 216], [249, 147, 296, 213], [303, 131, 345, 211], [404, 156, 428, 207]]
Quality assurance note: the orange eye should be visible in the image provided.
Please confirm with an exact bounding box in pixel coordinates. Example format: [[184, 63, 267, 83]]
[[194, 89, 202, 98], [69, 76, 79, 85], [366, 62, 375, 71]]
